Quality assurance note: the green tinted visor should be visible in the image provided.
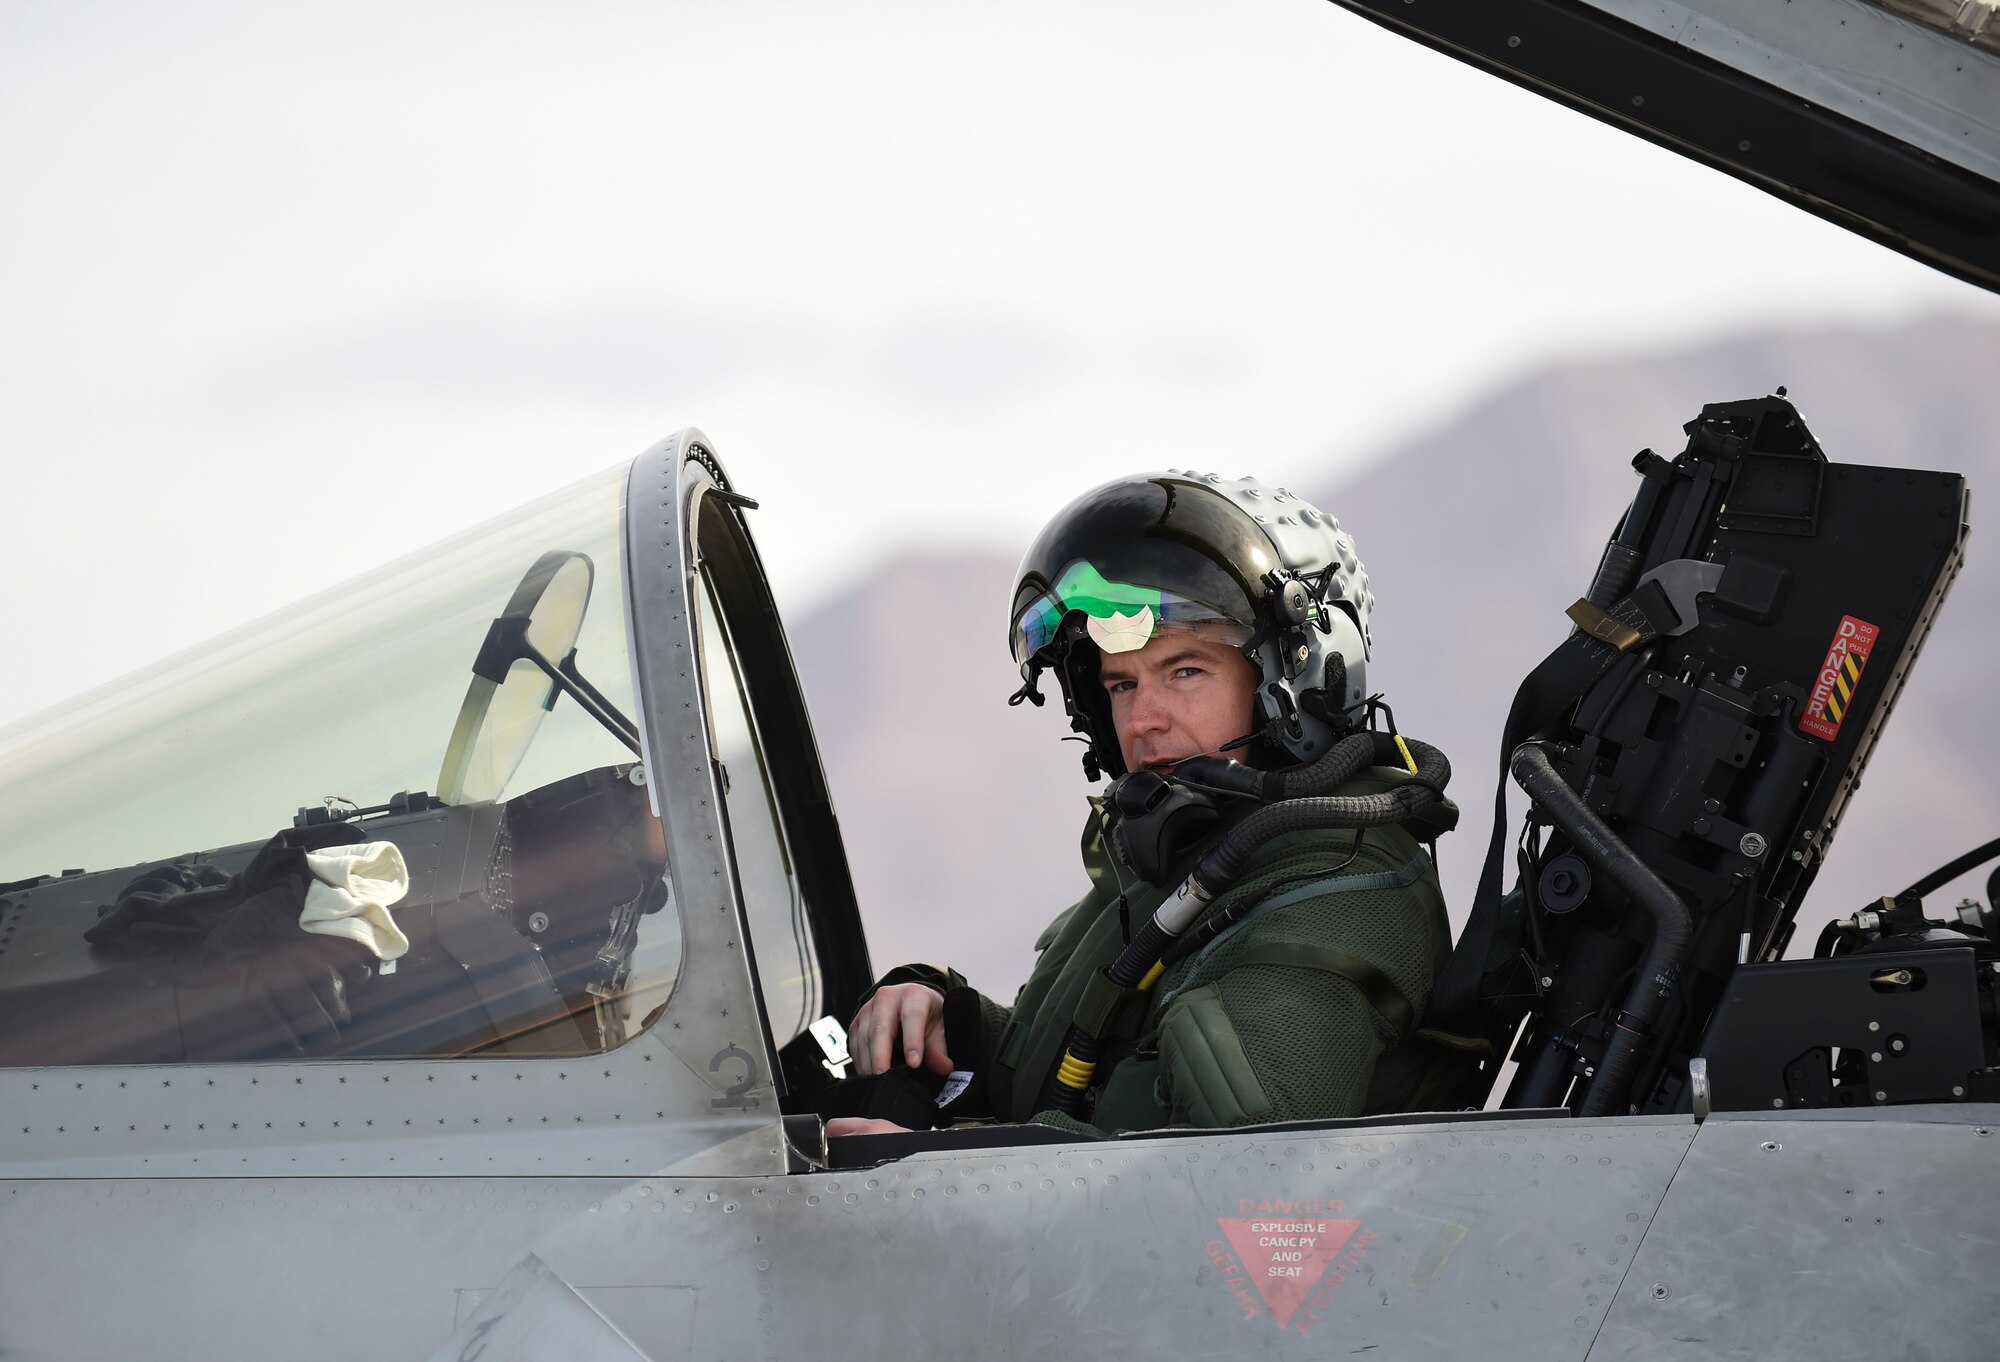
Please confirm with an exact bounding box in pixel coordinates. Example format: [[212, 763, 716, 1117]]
[[1010, 559, 1247, 665]]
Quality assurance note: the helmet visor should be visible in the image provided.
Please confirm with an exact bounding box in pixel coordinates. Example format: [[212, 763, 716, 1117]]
[[1010, 559, 1248, 665]]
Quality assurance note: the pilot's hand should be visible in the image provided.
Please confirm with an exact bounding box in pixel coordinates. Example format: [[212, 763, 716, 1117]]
[[825, 1117, 913, 1137], [846, 983, 952, 1077]]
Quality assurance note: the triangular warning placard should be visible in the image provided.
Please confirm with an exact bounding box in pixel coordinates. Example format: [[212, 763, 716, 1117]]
[[1216, 1216, 1362, 1329]]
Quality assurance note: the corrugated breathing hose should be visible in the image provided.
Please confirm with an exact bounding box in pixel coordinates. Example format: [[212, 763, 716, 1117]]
[[1039, 731, 1451, 1117]]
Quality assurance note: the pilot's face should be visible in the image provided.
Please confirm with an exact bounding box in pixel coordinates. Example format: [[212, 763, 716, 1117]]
[[1098, 628, 1259, 775]]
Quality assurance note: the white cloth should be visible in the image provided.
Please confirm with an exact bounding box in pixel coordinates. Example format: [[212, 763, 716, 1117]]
[[300, 841, 411, 961]]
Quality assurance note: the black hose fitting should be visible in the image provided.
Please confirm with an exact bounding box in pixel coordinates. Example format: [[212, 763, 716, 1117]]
[[1510, 742, 1692, 1117], [1174, 730, 1407, 805], [1195, 736, 1450, 891], [1039, 729, 1452, 1122], [1109, 918, 1175, 989]]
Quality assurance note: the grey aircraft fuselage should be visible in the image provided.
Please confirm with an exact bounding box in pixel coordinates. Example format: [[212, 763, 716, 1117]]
[[8, 2, 2000, 1357], [2, 434, 1994, 1362]]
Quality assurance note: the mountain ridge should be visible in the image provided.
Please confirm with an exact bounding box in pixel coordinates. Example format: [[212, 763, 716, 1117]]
[[790, 313, 2000, 1000]]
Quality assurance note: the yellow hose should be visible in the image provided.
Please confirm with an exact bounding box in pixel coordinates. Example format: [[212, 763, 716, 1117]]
[[1394, 733, 1419, 775], [1055, 1052, 1097, 1091]]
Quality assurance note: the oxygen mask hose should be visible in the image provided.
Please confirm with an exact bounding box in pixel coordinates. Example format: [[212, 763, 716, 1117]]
[[1039, 731, 1452, 1119], [1171, 729, 1391, 804], [1040, 898, 1185, 1117], [1191, 733, 1448, 891], [1157, 734, 1451, 969]]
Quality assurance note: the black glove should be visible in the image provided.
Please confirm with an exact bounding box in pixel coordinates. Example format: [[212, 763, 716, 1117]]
[[188, 880, 377, 1054], [82, 861, 231, 944], [814, 984, 991, 1129], [86, 823, 377, 1055]]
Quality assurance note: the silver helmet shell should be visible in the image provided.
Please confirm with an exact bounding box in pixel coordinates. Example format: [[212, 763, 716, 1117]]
[[1009, 470, 1373, 776], [1182, 469, 1373, 748]]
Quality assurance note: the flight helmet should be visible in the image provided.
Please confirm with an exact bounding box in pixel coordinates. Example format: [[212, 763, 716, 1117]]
[[1009, 471, 1373, 779]]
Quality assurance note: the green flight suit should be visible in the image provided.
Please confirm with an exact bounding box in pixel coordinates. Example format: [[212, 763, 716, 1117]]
[[932, 768, 1457, 1135]]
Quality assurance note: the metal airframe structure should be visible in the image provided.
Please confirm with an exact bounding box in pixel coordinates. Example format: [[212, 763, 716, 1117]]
[[5, 0, 2000, 1352]]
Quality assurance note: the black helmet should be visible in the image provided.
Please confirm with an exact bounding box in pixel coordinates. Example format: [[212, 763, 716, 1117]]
[[1009, 470, 1373, 778]]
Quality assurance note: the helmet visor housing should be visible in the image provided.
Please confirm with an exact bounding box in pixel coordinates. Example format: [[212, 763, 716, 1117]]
[[1009, 477, 1273, 671], [1011, 559, 1250, 664]]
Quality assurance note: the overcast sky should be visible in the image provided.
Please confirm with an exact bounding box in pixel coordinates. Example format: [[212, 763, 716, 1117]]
[[4, 0, 1994, 728]]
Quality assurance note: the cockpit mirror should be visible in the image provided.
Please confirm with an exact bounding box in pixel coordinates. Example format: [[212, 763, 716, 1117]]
[[436, 550, 639, 804]]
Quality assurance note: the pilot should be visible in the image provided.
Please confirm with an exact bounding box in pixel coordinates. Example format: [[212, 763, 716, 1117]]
[[827, 472, 1462, 1138]]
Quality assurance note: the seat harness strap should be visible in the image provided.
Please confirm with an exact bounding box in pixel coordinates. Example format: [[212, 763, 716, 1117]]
[[1426, 586, 1674, 1034]]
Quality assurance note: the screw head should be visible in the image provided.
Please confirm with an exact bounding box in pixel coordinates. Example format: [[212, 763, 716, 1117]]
[[1650, 1283, 1670, 1301], [1739, 832, 1767, 858]]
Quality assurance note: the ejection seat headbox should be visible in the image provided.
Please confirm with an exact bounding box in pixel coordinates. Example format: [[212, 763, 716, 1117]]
[[1007, 471, 1375, 778]]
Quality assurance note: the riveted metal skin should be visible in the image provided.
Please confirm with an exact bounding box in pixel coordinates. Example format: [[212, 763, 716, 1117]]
[[1592, 1107, 2000, 1358], [0, 1046, 758, 1179], [4, 1106, 1998, 1358], [526, 1114, 1698, 1359], [427, 1255, 656, 1362], [0, 428, 796, 1355], [4, 432, 1998, 1361], [0, 437, 786, 1188], [620, 431, 785, 1164], [3, 1175, 635, 1357], [496, 1106, 2000, 1358]]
